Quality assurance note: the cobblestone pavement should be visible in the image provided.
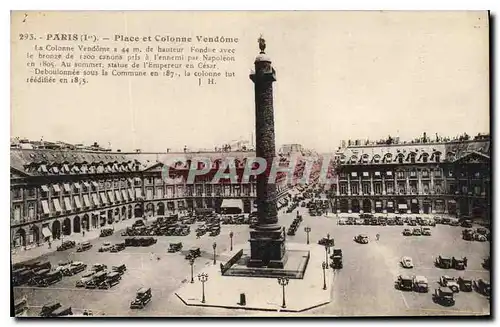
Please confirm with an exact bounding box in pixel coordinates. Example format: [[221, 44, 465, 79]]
[[13, 208, 490, 317]]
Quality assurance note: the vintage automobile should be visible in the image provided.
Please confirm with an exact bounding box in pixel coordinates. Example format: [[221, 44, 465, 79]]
[[49, 306, 73, 317], [433, 216, 442, 224], [112, 264, 127, 275], [99, 242, 113, 252], [28, 269, 51, 286], [386, 218, 395, 226], [132, 220, 146, 228], [76, 270, 96, 287], [474, 233, 487, 242], [428, 219, 436, 227], [338, 219, 346, 225], [452, 257, 466, 270], [441, 217, 451, 225], [395, 217, 404, 225], [330, 248, 343, 269], [55, 260, 73, 274], [439, 275, 460, 292], [100, 228, 114, 237], [287, 228, 296, 236], [435, 255, 452, 269], [318, 237, 334, 246], [401, 256, 414, 268], [353, 234, 369, 244], [38, 270, 63, 287], [14, 296, 28, 316], [185, 247, 201, 260], [449, 219, 460, 226], [433, 287, 455, 306], [402, 228, 412, 236], [39, 302, 62, 317], [91, 263, 108, 272], [474, 279, 491, 296], [76, 241, 92, 252], [412, 228, 422, 236], [168, 242, 183, 253], [110, 242, 126, 253], [130, 287, 152, 309], [209, 228, 221, 237], [62, 261, 87, 276], [56, 240, 76, 252], [85, 271, 108, 289], [461, 219, 473, 228], [140, 237, 158, 247], [98, 271, 121, 289], [462, 229, 475, 241], [476, 227, 488, 235], [458, 277, 473, 292], [421, 227, 432, 236], [395, 275, 413, 291], [407, 218, 417, 226], [413, 275, 429, 292]]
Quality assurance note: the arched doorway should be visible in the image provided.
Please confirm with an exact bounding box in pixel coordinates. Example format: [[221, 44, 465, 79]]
[[397, 199, 408, 214], [157, 202, 165, 216], [114, 208, 120, 222], [386, 200, 395, 213], [423, 199, 431, 214], [205, 198, 213, 208], [128, 205, 133, 219], [410, 199, 419, 214], [107, 210, 114, 224], [134, 204, 143, 218], [62, 218, 71, 236], [100, 213, 106, 227], [243, 199, 251, 213], [374, 199, 383, 213], [82, 214, 90, 231], [73, 216, 81, 233], [29, 226, 40, 245], [145, 203, 154, 217], [459, 199, 469, 217], [14, 228, 26, 247], [362, 199, 372, 213], [122, 206, 127, 220], [52, 220, 61, 239], [91, 214, 98, 229], [351, 199, 360, 213], [447, 200, 457, 216], [471, 200, 485, 218], [339, 199, 348, 213]]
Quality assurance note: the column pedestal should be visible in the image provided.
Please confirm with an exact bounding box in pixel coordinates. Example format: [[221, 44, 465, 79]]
[[247, 229, 287, 268]]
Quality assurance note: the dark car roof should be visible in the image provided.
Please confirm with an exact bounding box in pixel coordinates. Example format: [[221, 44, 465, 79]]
[[439, 287, 453, 294], [400, 275, 412, 281], [137, 287, 151, 294]]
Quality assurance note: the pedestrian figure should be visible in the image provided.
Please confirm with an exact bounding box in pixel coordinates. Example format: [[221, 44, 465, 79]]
[[82, 230, 85, 237], [464, 257, 468, 267], [48, 241, 52, 249], [376, 233, 380, 241]]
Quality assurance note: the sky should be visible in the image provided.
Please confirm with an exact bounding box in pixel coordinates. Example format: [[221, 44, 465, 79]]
[[11, 11, 490, 153]]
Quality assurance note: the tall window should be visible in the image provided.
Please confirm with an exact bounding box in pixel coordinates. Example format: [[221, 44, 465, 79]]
[[351, 184, 359, 195], [362, 183, 370, 194], [374, 183, 382, 194], [340, 184, 347, 195]]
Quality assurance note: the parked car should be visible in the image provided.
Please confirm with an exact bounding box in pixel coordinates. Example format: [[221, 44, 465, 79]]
[[76, 241, 92, 252], [435, 255, 452, 269], [474, 279, 491, 296], [421, 227, 431, 236], [76, 271, 96, 287], [462, 229, 474, 241], [402, 229, 412, 236], [63, 261, 87, 276], [318, 237, 334, 246], [85, 271, 108, 289], [112, 264, 127, 275], [439, 276, 460, 292], [354, 234, 369, 244], [330, 248, 343, 269], [395, 275, 413, 291], [38, 271, 63, 287], [433, 287, 455, 306], [168, 242, 183, 253], [100, 228, 114, 237], [130, 287, 152, 309], [458, 277, 473, 292], [110, 242, 126, 252], [185, 247, 201, 260], [14, 296, 28, 316], [91, 263, 108, 272], [48, 306, 73, 317], [482, 257, 490, 270], [99, 242, 113, 252], [98, 271, 121, 289], [413, 275, 429, 292], [57, 240, 76, 252], [474, 233, 487, 242], [412, 228, 422, 236], [461, 219, 473, 228], [452, 257, 466, 270], [476, 227, 488, 235], [39, 302, 62, 317], [401, 256, 414, 268]]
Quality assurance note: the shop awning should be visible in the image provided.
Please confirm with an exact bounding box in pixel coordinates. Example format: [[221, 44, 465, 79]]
[[53, 198, 62, 212], [122, 190, 129, 201], [107, 191, 115, 203], [115, 190, 122, 202], [100, 192, 108, 205], [92, 193, 100, 206], [53, 184, 61, 193], [83, 194, 91, 207], [41, 200, 50, 214], [398, 204, 408, 210], [128, 189, 135, 200], [42, 227, 51, 238], [74, 196, 82, 209], [221, 199, 243, 210], [351, 172, 358, 177], [73, 182, 81, 189], [63, 183, 71, 193], [41, 185, 49, 192], [64, 197, 72, 211]]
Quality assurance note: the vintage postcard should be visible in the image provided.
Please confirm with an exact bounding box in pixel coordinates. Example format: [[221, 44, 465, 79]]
[[10, 11, 490, 317]]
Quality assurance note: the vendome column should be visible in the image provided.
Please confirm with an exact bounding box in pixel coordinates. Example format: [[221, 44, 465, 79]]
[[247, 37, 287, 269]]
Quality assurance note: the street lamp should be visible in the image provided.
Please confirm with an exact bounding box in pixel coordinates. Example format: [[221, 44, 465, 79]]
[[189, 257, 195, 283], [198, 273, 208, 303], [212, 242, 217, 265], [304, 226, 311, 244], [277, 277, 289, 308], [322, 261, 327, 290], [324, 244, 329, 269], [229, 231, 234, 251]]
